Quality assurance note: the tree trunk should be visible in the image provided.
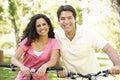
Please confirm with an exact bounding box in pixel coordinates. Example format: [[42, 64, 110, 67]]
[[0, 50, 4, 64], [112, 0, 120, 26], [12, 16, 19, 49]]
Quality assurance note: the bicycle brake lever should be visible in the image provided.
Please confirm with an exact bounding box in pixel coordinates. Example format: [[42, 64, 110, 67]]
[[10, 64, 16, 71], [102, 69, 110, 77], [68, 72, 76, 79]]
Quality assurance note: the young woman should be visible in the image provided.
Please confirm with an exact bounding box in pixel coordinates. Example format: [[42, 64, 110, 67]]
[[11, 14, 60, 80]]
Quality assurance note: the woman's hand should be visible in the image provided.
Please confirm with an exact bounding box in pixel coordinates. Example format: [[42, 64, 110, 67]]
[[20, 65, 31, 78], [36, 64, 47, 78]]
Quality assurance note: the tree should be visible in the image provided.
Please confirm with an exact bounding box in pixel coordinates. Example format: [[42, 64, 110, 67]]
[[112, 0, 120, 26], [8, 0, 18, 48], [0, 0, 119, 54]]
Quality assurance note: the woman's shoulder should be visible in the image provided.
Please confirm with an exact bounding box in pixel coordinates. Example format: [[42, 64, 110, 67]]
[[18, 37, 30, 51], [19, 38, 28, 44]]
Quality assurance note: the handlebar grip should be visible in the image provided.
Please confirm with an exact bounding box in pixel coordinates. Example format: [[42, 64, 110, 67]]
[[102, 69, 110, 77], [47, 67, 64, 71], [68, 72, 76, 79], [9, 64, 15, 71], [0, 64, 10, 67], [0, 64, 17, 71], [102, 69, 110, 73]]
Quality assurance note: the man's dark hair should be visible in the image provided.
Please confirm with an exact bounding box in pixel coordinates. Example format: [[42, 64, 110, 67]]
[[57, 5, 76, 21]]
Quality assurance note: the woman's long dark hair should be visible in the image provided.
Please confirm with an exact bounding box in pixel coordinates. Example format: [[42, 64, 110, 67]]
[[21, 14, 55, 46]]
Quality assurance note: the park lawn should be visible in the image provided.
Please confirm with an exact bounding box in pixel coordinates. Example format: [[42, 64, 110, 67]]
[[0, 54, 62, 80], [0, 54, 120, 80], [0, 54, 18, 80]]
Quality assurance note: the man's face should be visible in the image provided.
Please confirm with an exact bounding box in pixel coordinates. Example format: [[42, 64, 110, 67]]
[[59, 11, 76, 33]]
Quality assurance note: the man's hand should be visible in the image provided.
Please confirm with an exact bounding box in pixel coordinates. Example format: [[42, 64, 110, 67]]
[[110, 65, 120, 74], [57, 70, 67, 78]]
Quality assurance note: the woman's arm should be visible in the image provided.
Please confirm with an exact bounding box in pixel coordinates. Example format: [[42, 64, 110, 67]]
[[11, 47, 31, 77], [44, 49, 60, 68], [36, 49, 60, 77], [11, 47, 24, 67]]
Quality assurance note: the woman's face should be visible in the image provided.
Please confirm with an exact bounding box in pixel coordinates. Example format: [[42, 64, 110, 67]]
[[35, 18, 49, 37]]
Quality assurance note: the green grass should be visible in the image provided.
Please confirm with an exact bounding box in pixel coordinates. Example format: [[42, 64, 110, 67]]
[[0, 55, 18, 80], [0, 54, 120, 80], [0, 54, 62, 80]]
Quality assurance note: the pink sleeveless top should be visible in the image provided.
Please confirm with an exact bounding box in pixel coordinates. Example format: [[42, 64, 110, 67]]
[[15, 38, 60, 80]]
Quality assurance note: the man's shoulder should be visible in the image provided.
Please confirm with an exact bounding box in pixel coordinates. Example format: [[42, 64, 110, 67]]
[[76, 24, 92, 32], [76, 24, 98, 35], [54, 27, 65, 39], [54, 27, 64, 34]]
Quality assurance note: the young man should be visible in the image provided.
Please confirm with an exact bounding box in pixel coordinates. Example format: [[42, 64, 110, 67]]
[[54, 5, 120, 79]]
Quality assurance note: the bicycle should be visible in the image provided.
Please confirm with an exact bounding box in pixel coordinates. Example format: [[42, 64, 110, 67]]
[[0, 64, 118, 80], [0, 63, 17, 71], [0, 63, 63, 80], [66, 69, 115, 80]]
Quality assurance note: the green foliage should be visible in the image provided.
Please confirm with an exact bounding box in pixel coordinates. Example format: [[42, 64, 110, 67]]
[[0, 4, 3, 12], [8, 0, 17, 17], [0, 4, 4, 21], [1, 42, 14, 49], [0, 0, 119, 55], [0, 25, 10, 34], [76, 7, 83, 25]]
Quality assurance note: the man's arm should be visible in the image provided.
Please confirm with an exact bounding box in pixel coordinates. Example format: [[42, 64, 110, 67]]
[[102, 43, 120, 74]]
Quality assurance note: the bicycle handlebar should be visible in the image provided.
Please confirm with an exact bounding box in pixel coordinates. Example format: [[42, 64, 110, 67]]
[[30, 67, 64, 73], [0, 64, 112, 80], [0, 63, 64, 72], [0, 64, 64, 80], [0, 64, 17, 71], [67, 69, 110, 80]]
